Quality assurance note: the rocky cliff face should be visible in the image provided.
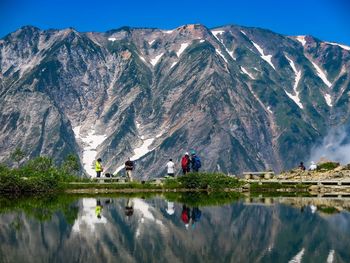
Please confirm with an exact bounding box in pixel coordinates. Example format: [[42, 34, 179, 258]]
[[0, 24, 349, 178]]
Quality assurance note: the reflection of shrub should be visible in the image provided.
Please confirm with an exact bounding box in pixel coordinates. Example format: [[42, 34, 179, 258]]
[[317, 162, 339, 171], [0, 195, 79, 223], [319, 206, 338, 214], [164, 191, 241, 206]]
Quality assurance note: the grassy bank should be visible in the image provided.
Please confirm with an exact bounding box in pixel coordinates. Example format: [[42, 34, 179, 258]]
[[0, 157, 243, 194], [0, 155, 83, 194]]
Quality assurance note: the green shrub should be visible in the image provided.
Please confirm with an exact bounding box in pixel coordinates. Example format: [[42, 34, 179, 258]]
[[317, 162, 340, 171], [318, 206, 338, 214], [0, 155, 78, 193], [177, 173, 241, 189]]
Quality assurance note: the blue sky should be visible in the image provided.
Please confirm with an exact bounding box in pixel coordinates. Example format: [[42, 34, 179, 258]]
[[1, 0, 349, 45]]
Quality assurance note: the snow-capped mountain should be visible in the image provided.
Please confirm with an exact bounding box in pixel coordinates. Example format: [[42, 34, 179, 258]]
[[0, 24, 349, 178]]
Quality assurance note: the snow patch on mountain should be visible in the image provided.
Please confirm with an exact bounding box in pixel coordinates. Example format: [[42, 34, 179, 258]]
[[285, 55, 303, 109], [162, 30, 174, 34], [211, 30, 225, 41], [241, 66, 255, 79], [251, 41, 276, 70], [240, 30, 247, 36], [226, 49, 235, 60], [170, 62, 177, 68], [148, 39, 155, 45], [156, 130, 165, 138], [311, 61, 332, 87], [285, 90, 303, 109], [296, 36, 306, 46], [150, 53, 164, 66], [108, 37, 117, 42], [176, 43, 190, 57], [73, 126, 107, 177], [326, 250, 335, 263], [326, 42, 350, 51], [325, 93, 332, 107], [216, 49, 228, 63], [132, 138, 155, 161], [114, 122, 155, 174], [139, 55, 146, 63], [211, 30, 235, 60], [288, 248, 305, 263]]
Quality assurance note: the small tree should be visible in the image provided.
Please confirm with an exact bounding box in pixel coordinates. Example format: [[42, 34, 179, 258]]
[[62, 154, 80, 175], [10, 148, 26, 168]]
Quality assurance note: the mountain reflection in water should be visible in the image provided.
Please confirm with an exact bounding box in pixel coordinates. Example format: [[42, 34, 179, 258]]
[[0, 197, 350, 263]]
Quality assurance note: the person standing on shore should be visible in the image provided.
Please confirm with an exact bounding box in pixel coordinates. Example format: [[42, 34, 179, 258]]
[[125, 158, 134, 182], [181, 153, 191, 175], [95, 158, 103, 178], [166, 158, 175, 177], [298, 162, 306, 171], [191, 151, 201, 172]]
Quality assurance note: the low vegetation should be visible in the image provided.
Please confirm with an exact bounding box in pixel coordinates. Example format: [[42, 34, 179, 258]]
[[1, 152, 244, 194], [316, 162, 340, 171], [0, 153, 81, 193]]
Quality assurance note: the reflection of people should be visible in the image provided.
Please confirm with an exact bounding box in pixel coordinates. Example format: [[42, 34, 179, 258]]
[[125, 199, 134, 217], [95, 200, 103, 219], [191, 207, 202, 228], [125, 158, 134, 182], [166, 201, 175, 215], [181, 205, 191, 228], [310, 205, 317, 214]]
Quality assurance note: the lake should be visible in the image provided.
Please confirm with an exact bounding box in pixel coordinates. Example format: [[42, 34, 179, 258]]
[[0, 194, 350, 263]]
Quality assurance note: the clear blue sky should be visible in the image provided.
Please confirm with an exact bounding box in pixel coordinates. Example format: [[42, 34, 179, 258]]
[[1, 0, 349, 45]]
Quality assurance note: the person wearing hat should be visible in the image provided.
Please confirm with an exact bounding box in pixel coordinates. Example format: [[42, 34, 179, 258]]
[[181, 152, 191, 175], [191, 151, 201, 172]]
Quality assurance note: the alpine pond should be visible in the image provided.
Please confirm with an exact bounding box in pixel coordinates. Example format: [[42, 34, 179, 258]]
[[0, 195, 350, 263]]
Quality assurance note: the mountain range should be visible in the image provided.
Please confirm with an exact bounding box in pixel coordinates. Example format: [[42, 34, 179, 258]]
[[0, 24, 349, 178]]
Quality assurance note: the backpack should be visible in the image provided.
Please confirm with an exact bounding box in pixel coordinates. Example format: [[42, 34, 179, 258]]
[[194, 156, 201, 169], [181, 156, 189, 169]]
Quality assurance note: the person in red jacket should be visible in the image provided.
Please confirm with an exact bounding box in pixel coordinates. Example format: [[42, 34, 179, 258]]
[[181, 152, 190, 175]]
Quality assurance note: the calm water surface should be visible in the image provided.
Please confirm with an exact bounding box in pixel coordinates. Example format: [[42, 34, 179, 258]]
[[0, 196, 350, 263]]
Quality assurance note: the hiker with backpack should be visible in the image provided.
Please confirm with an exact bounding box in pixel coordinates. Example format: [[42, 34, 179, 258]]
[[181, 152, 191, 175], [191, 151, 201, 172]]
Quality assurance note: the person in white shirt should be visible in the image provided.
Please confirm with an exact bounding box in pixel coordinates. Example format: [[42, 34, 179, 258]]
[[309, 161, 317, 171], [166, 159, 175, 177]]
